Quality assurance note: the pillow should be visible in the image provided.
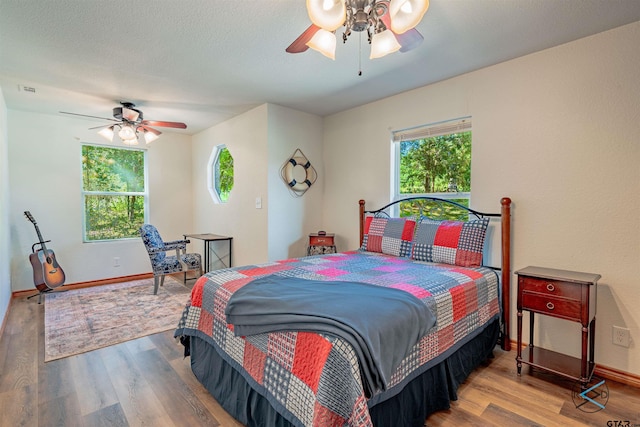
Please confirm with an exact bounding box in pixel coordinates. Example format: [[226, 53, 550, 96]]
[[361, 216, 416, 257], [411, 217, 489, 267]]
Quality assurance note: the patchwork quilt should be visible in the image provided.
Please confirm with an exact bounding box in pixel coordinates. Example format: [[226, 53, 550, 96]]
[[175, 250, 500, 427]]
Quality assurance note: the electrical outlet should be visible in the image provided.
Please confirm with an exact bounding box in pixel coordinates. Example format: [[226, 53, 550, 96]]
[[612, 325, 630, 347], [114, 257, 120, 267]]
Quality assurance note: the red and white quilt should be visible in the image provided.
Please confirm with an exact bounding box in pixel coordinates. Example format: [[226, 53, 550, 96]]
[[175, 250, 500, 427]]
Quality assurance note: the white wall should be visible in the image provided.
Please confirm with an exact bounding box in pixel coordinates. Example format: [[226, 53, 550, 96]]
[[323, 22, 640, 376], [0, 88, 10, 328], [8, 110, 193, 291], [191, 104, 324, 266], [191, 105, 270, 267], [267, 104, 324, 261]]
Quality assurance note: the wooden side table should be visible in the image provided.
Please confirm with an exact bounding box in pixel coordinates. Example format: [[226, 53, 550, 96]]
[[307, 232, 336, 255], [516, 266, 600, 388]]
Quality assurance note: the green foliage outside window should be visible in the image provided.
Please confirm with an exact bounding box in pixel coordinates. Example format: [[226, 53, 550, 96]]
[[215, 147, 234, 202], [398, 131, 471, 219], [82, 145, 146, 241], [400, 132, 471, 194], [397, 198, 472, 221]]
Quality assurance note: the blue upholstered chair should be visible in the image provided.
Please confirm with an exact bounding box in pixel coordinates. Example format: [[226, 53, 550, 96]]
[[139, 224, 202, 294]]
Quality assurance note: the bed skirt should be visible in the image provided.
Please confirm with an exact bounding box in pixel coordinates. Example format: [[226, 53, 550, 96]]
[[189, 319, 499, 427]]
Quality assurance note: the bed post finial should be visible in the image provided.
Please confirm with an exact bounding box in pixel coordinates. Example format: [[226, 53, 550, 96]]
[[500, 197, 512, 351], [359, 200, 366, 247]]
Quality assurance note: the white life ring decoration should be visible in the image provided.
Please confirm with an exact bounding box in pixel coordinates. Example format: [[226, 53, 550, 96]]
[[280, 148, 317, 197]]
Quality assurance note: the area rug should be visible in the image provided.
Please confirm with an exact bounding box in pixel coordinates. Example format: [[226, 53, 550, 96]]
[[44, 276, 191, 362]]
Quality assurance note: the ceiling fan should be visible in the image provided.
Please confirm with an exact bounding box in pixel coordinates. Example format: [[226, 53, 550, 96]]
[[60, 102, 187, 145], [286, 0, 426, 59]]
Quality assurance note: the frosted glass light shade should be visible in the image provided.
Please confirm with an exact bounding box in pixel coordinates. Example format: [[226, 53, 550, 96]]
[[370, 29, 401, 59], [118, 124, 136, 140], [121, 136, 139, 146], [307, 0, 346, 31], [389, 0, 429, 34], [143, 128, 161, 144], [306, 29, 337, 60], [98, 125, 115, 142]]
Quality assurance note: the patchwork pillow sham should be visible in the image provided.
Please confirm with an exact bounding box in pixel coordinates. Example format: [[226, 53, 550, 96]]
[[411, 217, 489, 267], [361, 216, 416, 257]]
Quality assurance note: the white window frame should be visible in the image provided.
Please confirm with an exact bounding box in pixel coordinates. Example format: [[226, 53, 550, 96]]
[[81, 144, 148, 242], [391, 117, 472, 214], [207, 144, 233, 204]]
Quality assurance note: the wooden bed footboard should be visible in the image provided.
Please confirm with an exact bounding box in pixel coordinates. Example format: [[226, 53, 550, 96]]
[[358, 197, 512, 351]]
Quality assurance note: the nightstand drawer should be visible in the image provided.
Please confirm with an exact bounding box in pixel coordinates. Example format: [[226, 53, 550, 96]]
[[309, 235, 334, 246], [521, 292, 582, 321], [519, 276, 582, 300]]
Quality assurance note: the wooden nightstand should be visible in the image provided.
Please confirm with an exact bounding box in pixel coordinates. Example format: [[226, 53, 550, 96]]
[[307, 232, 336, 255], [516, 266, 601, 388]]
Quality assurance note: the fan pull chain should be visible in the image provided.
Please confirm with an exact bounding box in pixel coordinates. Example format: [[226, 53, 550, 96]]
[[358, 31, 363, 76]]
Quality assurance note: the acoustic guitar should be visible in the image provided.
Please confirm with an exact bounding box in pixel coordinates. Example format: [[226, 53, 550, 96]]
[[24, 211, 66, 291]]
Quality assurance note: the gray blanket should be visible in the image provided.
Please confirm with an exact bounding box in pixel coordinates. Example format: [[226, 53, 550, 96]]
[[225, 276, 436, 397]]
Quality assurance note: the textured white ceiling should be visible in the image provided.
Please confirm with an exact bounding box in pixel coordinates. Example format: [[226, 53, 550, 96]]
[[1, 0, 640, 134]]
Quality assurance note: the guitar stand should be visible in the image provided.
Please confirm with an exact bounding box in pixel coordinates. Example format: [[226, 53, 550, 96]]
[[32, 240, 50, 254], [27, 288, 52, 304]]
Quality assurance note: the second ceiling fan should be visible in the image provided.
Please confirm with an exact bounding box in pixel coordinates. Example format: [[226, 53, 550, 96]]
[[60, 102, 187, 145]]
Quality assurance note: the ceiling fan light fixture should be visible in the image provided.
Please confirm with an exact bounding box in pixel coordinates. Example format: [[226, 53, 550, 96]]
[[370, 29, 402, 59], [307, 0, 346, 31], [288, 0, 428, 61], [97, 125, 116, 142], [142, 127, 161, 144], [121, 136, 139, 146], [389, 0, 429, 34], [306, 29, 337, 59], [118, 124, 136, 141], [118, 124, 140, 145]]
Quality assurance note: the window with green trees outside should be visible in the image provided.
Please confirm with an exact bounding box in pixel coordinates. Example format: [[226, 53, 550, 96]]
[[393, 119, 472, 220], [208, 144, 234, 203], [81, 144, 147, 241]]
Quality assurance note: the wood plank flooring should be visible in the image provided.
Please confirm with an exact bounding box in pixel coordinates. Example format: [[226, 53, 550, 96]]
[[1, 293, 639, 426]]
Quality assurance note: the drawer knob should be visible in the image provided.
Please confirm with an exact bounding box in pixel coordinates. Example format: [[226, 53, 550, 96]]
[[546, 283, 555, 292], [546, 302, 555, 310]]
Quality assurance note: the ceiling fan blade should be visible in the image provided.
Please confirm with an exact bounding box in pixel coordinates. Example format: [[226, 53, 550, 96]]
[[286, 24, 320, 53], [122, 107, 140, 122], [59, 111, 119, 122], [141, 120, 187, 129], [88, 124, 115, 130], [397, 28, 423, 52]]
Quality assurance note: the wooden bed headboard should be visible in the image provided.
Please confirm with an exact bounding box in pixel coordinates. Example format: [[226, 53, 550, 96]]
[[358, 197, 512, 351]]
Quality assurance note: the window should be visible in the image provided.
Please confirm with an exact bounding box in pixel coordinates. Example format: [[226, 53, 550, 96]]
[[81, 144, 147, 241], [207, 144, 234, 203], [392, 118, 472, 217]]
